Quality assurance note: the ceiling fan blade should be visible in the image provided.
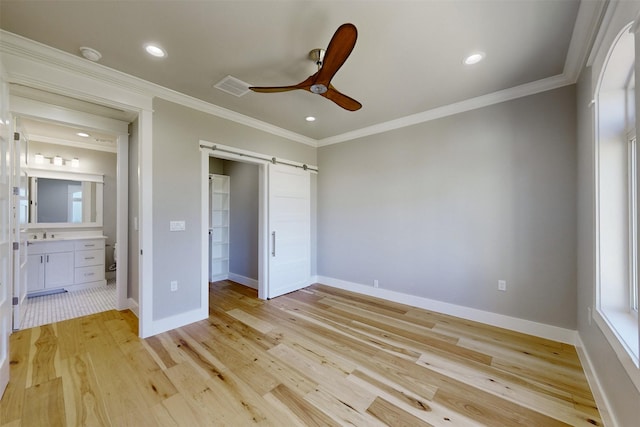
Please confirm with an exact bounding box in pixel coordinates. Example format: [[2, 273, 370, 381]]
[[315, 23, 358, 86], [249, 24, 360, 111], [249, 86, 300, 93], [249, 74, 316, 93], [322, 85, 362, 111]]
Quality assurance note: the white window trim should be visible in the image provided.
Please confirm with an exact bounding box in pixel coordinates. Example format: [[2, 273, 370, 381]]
[[593, 22, 640, 393], [629, 131, 638, 314]]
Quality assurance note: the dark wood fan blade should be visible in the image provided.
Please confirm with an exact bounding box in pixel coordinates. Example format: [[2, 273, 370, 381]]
[[249, 86, 299, 93], [249, 25, 360, 111], [315, 23, 357, 86], [322, 85, 362, 111], [249, 74, 316, 93]]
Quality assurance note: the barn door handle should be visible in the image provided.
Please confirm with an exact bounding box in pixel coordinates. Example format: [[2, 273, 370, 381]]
[[271, 231, 276, 257]]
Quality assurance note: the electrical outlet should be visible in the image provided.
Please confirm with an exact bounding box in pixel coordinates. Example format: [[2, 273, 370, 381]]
[[170, 280, 178, 292], [498, 280, 507, 291], [373, 279, 379, 288]]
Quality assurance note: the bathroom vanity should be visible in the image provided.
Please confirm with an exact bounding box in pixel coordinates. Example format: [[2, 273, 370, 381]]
[[26, 237, 107, 294], [24, 169, 107, 295]]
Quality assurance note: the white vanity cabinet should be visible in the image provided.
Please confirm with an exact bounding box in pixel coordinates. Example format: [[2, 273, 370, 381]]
[[73, 239, 106, 286], [26, 238, 106, 294], [26, 240, 74, 292]]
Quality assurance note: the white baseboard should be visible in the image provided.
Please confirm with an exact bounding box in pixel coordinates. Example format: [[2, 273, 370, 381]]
[[228, 272, 258, 289], [143, 307, 208, 338], [574, 335, 618, 427], [128, 298, 139, 317], [314, 276, 578, 345]]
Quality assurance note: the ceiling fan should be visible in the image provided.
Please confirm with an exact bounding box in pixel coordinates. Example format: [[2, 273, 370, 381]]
[[249, 23, 362, 111]]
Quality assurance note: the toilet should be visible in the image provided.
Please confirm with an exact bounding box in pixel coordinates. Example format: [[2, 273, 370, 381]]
[[109, 242, 117, 271]]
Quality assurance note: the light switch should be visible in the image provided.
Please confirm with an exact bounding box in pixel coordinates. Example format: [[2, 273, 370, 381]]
[[170, 220, 186, 231]]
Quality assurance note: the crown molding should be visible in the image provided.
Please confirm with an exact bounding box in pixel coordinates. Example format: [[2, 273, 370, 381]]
[[563, 0, 608, 83], [0, 30, 316, 147], [156, 85, 317, 147], [1, 0, 605, 151], [317, 73, 572, 147]]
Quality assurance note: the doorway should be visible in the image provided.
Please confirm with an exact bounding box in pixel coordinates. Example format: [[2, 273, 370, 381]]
[[10, 95, 130, 329], [209, 158, 260, 290], [200, 141, 314, 301]]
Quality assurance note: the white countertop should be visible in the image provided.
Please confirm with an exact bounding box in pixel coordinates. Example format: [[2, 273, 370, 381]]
[[27, 235, 107, 244]]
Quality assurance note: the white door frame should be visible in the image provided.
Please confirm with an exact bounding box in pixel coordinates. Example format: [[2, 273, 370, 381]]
[[9, 97, 130, 312], [200, 141, 270, 299], [1, 34, 153, 336]]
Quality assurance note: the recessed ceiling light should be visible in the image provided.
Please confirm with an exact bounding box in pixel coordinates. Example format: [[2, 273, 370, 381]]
[[76, 132, 90, 138], [144, 43, 167, 58], [464, 52, 485, 65], [305, 116, 316, 122]]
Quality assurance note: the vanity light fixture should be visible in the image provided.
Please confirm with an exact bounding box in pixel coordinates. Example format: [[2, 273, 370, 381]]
[[76, 132, 90, 138], [35, 154, 80, 167], [144, 43, 167, 58], [464, 52, 485, 65]]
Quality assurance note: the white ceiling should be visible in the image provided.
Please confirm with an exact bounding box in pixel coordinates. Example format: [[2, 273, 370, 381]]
[[1, 0, 597, 142]]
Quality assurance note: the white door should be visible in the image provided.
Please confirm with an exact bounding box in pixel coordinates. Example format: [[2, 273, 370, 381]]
[[267, 163, 311, 298], [0, 76, 12, 397], [12, 130, 27, 329]]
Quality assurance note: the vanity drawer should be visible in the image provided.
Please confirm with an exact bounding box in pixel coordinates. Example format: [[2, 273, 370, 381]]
[[28, 241, 74, 255], [75, 249, 104, 267], [74, 239, 105, 251], [75, 265, 104, 284]]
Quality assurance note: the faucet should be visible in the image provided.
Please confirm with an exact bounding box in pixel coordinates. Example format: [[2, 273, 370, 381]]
[[43, 231, 47, 239]]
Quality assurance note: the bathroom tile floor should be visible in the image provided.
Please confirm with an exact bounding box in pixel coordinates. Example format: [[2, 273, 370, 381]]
[[19, 279, 116, 329]]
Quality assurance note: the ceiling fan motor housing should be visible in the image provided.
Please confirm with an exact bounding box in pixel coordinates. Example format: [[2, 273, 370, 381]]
[[310, 84, 328, 94]]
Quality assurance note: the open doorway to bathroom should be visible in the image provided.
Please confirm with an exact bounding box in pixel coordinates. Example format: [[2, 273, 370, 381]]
[[10, 87, 131, 330]]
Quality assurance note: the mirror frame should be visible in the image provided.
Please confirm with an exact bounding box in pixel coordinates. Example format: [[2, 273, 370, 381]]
[[26, 168, 104, 228]]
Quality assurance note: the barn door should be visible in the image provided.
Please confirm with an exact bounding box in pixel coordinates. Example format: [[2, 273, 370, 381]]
[[267, 163, 311, 298]]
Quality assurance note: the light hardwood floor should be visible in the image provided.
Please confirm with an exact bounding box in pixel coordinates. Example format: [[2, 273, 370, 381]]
[[0, 281, 601, 426]]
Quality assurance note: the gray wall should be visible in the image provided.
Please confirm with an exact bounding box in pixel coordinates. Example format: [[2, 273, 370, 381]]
[[224, 160, 259, 281], [318, 85, 577, 329], [128, 119, 139, 303], [152, 98, 316, 320], [29, 141, 117, 266]]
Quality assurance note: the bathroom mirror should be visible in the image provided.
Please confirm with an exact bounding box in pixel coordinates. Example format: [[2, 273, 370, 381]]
[[27, 169, 103, 228]]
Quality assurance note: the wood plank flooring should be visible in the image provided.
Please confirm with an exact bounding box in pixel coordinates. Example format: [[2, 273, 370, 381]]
[[0, 281, 602, 426]]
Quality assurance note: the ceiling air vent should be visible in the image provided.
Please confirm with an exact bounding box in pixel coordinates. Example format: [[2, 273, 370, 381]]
[[214, 75, 251, 97]]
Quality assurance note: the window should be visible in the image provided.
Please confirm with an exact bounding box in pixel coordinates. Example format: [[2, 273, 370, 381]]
[[594, 22, 639, 387], [627, 69, 638, 315], [67, 185, 83, 223], [630, 132, 638, 313]]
